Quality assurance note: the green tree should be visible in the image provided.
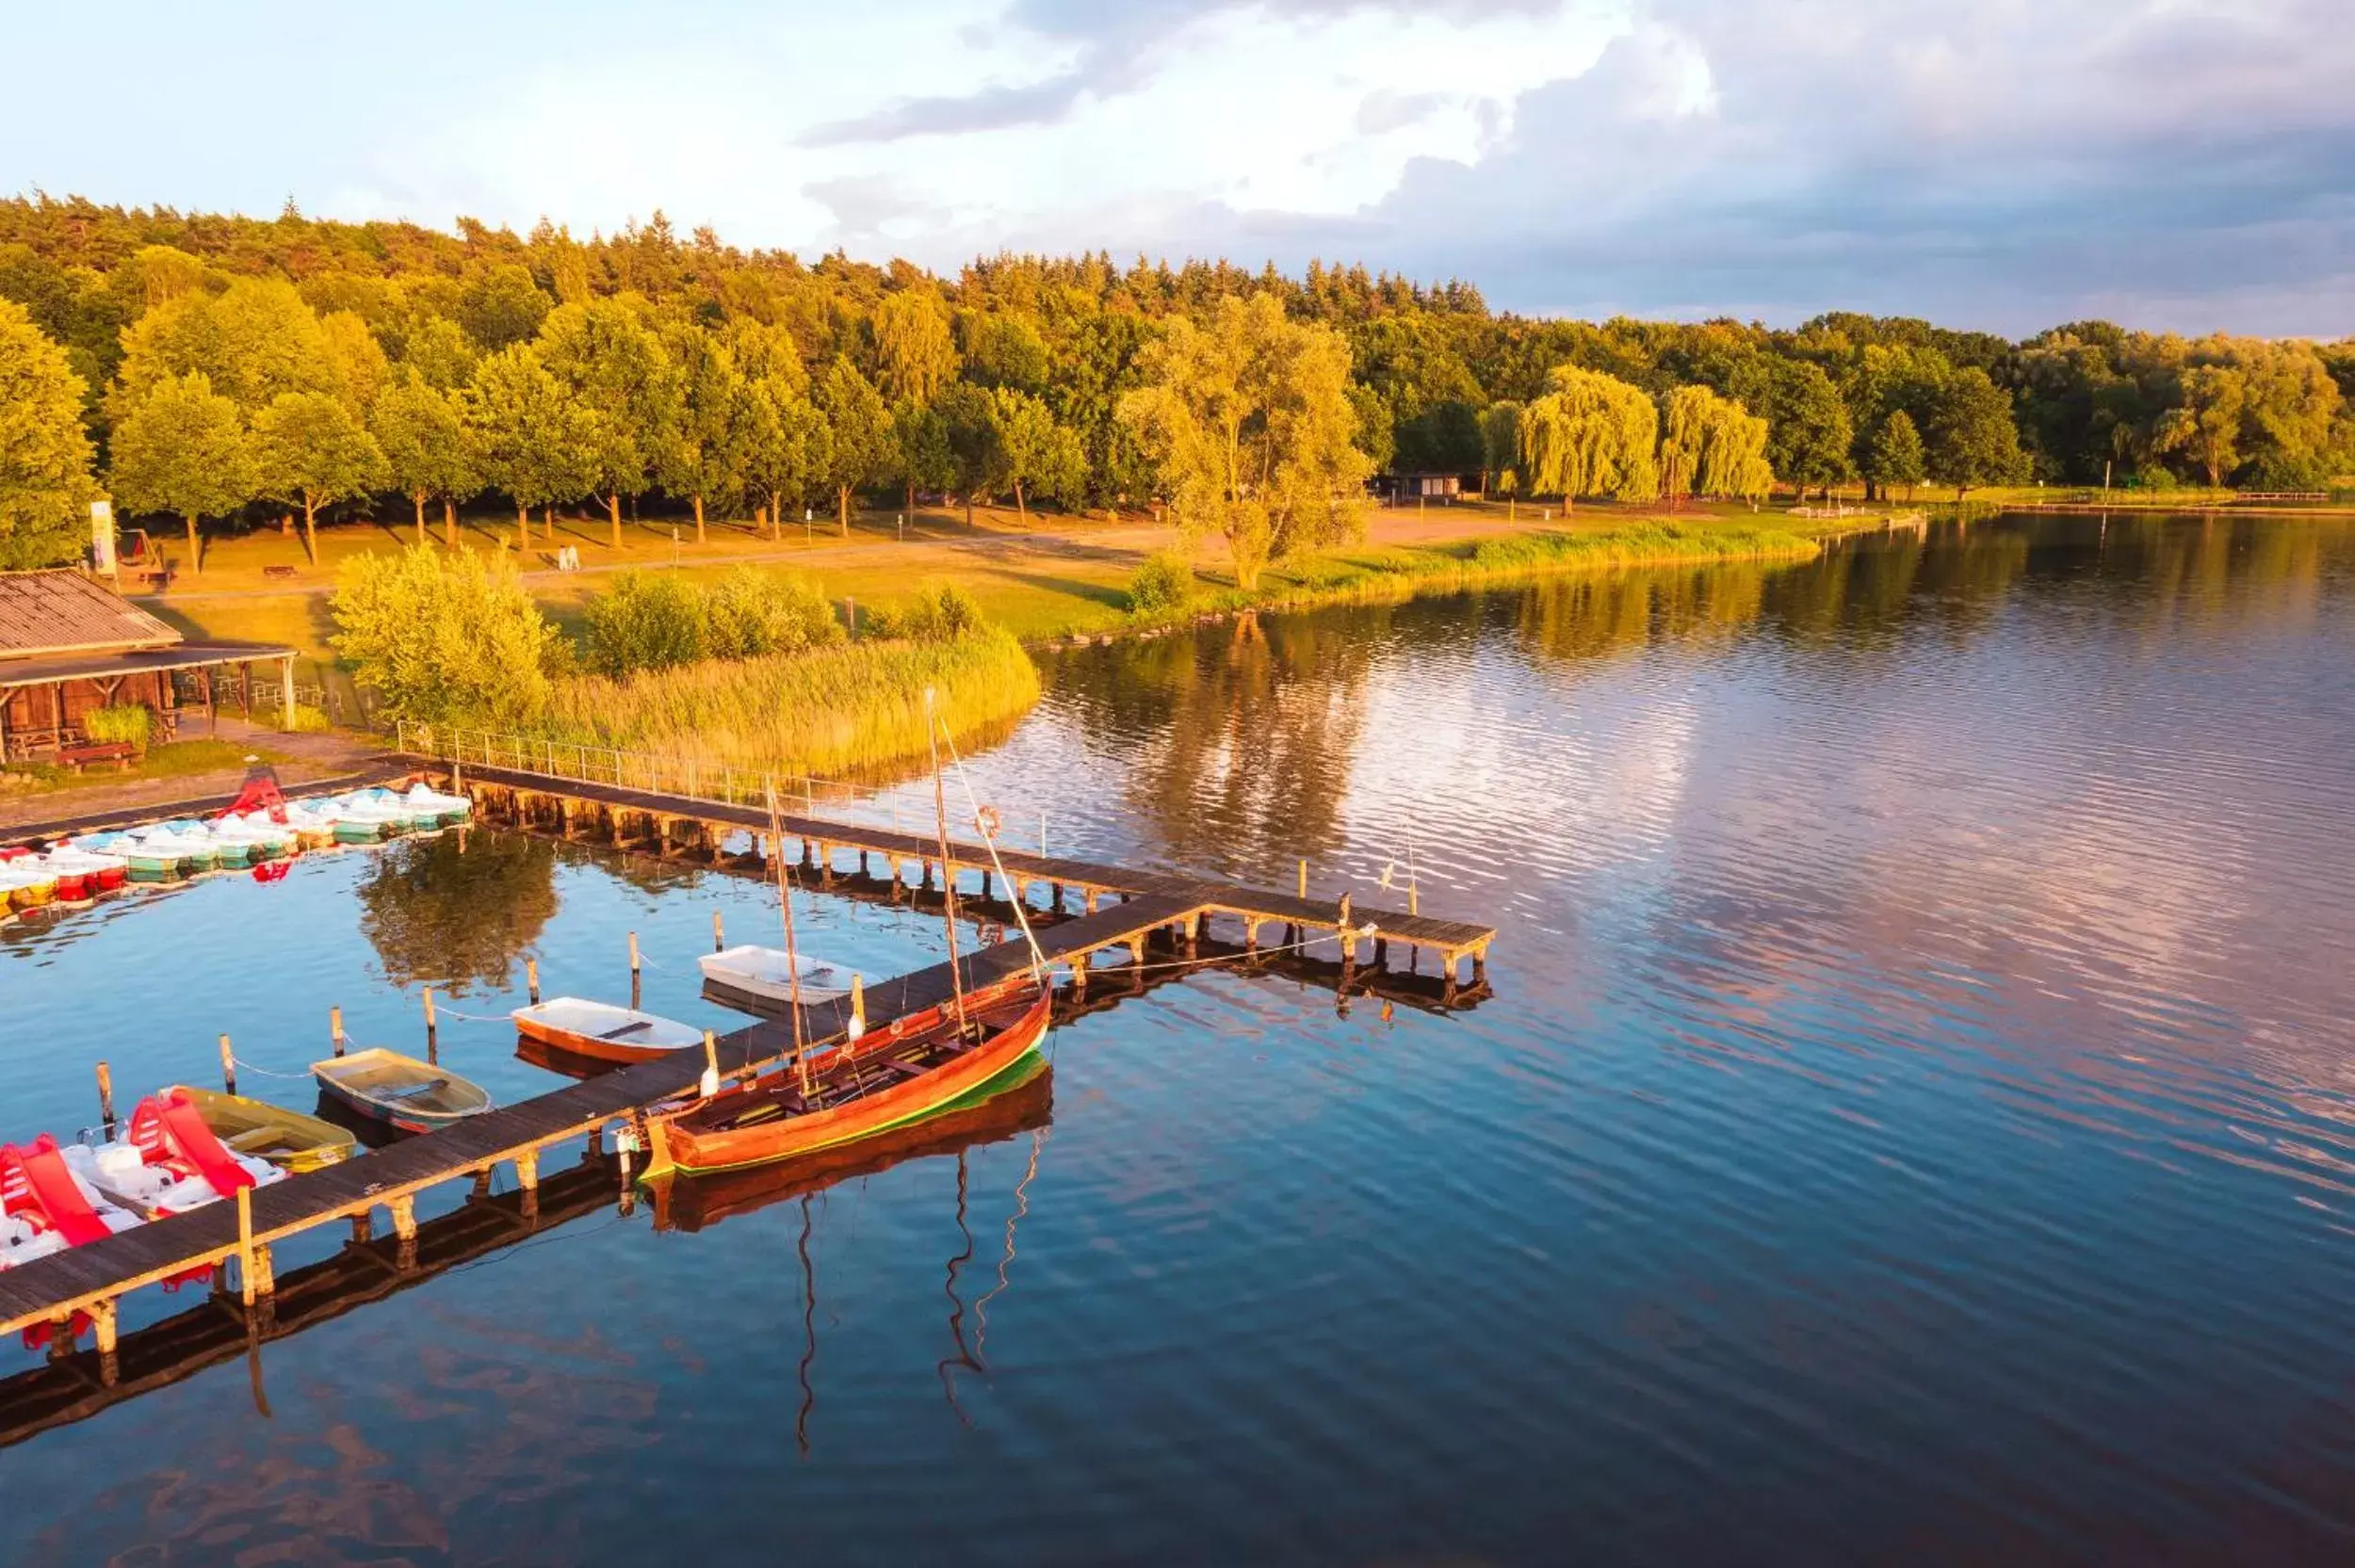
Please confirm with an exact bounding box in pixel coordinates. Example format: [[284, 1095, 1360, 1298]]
[[660, 320, 761, 542], [0, 297, 97, 568], [581, 570, 707, 674], [1119, 293, 1370, 590], [1517, 365, 1658, 506], [963, 313, 1051, 395], [373, 370, 481, 545], [871, 291, 958, 406], [704, 566, 842, 658], [938, 381, 1007, 526], [114, 276, 334, 415], [1863, 409, 1926, 500], [1763, 359, 1853, 501], [2156, 364, 2247, 488], [892, 399, 955, 518], [990, 388, 1086, 519], [331, 545, 563, 725], [1478, 400, 1521, 495], [1346, 382, 1396, 474], [814, 356, 893, 535], [464, 343, 602, 541], [458, 265, 551, 350], [1660, 384, 1773, 502], [1925, 367, 2025, 498], [743, 375, 827, 540], [535, 298, 683, 547], [106, 371, 253, 575], [1393, 400, 1484, 477], [251, 390, 391, 561]]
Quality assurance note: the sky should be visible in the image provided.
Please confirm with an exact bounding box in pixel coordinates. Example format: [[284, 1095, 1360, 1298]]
[[9, 0, 2351, 336]]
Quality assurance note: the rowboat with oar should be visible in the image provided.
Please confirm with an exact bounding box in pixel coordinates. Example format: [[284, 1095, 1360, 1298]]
[[512, 997, 703, 1064], [168, 1084, 358, 1172], [642, 979, 1051, 1178], [312, 1049, 493, 1135]]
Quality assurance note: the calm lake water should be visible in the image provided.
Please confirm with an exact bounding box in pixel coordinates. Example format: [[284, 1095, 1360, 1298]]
[[5, 511, 2355, 1566]]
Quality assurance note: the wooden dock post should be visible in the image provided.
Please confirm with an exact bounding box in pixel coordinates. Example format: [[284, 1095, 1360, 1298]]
[[423, 987, 438, 1062], [1299, 859, 1308, 898], [331, 1005, 346, 1058], [95, 1060, 115, 1140], [628, 931, 642, 1009], [236, 1186, 257, 1307], [527, 958, 542, 1004], [712, 910, 725, 952], [92, 1298, 119, 1382], [219, 1034, 236, 1096], [1070, 952, 1089, 994]]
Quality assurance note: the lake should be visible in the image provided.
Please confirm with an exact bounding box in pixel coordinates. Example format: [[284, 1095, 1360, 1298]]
[[5, 511, 2354, 1565]]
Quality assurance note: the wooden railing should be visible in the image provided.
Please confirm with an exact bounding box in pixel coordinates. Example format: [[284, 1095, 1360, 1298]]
[[392, 721, 954, 840]]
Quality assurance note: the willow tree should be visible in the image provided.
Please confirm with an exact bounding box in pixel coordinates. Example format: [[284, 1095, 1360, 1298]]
[[1518, 365, 1659, 507], [1118, 293, 1370, 590], [106, 371, 253, 574], [0, 297, 96, 568], [1661, 384, 1773, 503]]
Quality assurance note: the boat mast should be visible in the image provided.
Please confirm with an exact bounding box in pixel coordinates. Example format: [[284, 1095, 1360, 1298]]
[[767, 781, 811, 1099], [924, 690, 967, 1028]]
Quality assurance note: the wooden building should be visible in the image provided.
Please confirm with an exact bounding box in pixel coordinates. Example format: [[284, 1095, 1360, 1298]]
[[0, 571, 300, 761]]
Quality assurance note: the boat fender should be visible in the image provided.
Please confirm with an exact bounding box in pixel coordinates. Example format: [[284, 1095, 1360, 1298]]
[[698, 1064, 721, 1098]]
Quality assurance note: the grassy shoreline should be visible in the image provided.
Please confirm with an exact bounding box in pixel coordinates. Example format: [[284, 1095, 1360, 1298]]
[[1069, 520, 1854, 645]]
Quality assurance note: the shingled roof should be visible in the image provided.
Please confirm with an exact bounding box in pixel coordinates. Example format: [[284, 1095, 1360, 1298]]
[[0, 571, 183, 660]]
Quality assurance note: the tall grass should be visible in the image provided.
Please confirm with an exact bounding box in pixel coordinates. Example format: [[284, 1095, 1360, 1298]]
[[1121, 523, 1826, 630], [542, 626, 1040, 781]]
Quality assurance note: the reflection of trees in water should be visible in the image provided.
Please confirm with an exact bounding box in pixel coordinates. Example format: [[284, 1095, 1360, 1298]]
[[1510, 559, 1776, 670], [1074, 611, 1377, 874], [356, 830, 559, 995], [2092, 513, 2340, 634]]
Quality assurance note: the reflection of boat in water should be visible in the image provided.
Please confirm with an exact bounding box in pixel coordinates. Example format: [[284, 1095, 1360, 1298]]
[[653, 1058, 1053, 1233]]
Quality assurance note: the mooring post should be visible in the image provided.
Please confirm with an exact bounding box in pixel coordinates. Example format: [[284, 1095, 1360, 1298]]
[[236, 1185, 257, 1307], [1052, 881, 1065, 913], [850, 974, 867, 1040], [92, 1297, 119, 1374], [219, 1033, 236, 1096], [351, 1213, 373, 1244], [389, 1194, 417, 1241], [527, 957, 542, 1005], [1298, 859, 1308, 899], [628, 931, 642, 1009], [95, 1060, 115, 1140], [331, 1005, 346, 1058], [713, 910, 725, 953], [423, 987, 438, 1062], [701, 1029, 721, 1098]]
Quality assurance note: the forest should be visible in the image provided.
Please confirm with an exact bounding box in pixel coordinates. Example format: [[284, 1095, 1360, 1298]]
[[0, 192, 2350, 574]]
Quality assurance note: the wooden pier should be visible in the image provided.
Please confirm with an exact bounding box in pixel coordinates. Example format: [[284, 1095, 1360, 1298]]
[[0, 752, 1497, 1395], [438, 758, 1496, 981]]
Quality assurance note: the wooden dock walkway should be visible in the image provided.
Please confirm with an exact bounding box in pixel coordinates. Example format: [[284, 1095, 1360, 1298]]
[[440, 758, 1496, 978]]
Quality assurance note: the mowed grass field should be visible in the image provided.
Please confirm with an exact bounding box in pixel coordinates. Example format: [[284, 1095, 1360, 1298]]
[[141, 495, 1845, 664]]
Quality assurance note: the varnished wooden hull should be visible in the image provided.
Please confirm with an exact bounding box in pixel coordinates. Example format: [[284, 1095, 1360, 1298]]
[[513, 1018, 685, 1066], [645, 984, 1051, 1177], [652, 1059, 1053, 1233]]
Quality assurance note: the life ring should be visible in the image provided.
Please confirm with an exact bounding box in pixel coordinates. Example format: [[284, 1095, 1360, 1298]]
[[974, 805, 1002, 838]]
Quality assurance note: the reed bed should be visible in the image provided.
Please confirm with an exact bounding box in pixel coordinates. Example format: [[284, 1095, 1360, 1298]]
[[541, 626, 1041, 781], [1123, 522, 1826, 627]]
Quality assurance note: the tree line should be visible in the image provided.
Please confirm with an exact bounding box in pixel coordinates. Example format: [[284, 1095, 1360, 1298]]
[[0, 194, 2349, 576]]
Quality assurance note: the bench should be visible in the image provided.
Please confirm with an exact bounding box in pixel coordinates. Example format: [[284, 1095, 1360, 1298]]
[[57, 742, 137, 774]]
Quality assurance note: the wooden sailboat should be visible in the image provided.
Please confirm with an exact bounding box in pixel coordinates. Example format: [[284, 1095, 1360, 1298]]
[[643, 702, 1053, 1181]]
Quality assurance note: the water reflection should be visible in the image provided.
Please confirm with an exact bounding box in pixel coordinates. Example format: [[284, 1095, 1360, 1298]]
[[355, 830, 558, 995]]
